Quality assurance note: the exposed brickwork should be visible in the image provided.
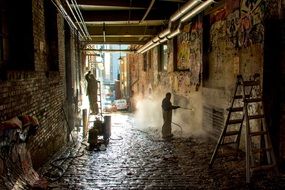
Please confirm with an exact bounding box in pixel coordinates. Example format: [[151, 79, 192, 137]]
[[0, 0, 81, 169]]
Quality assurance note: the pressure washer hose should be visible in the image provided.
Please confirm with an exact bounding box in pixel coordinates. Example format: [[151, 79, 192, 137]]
[[179, 107, 194, 111], [171, 121, 183, 132]]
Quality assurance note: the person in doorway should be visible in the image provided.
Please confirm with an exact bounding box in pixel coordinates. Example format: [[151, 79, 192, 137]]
[[161, 92, 180, 139]]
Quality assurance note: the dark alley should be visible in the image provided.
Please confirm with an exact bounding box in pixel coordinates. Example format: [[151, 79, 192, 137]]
[[37, 114, 285, 189], [1, 0, 285, 189]]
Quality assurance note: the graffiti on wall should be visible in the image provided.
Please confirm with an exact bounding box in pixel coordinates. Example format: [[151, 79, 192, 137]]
[[177, 20, 202, 87], [238, 0, 265, 47], [210, 10, 227, 50], [226, 10, 240, 48], [225, 0, 265, 49], [263, 0, 279, 19], [177, 32, 191, 70], [225, 0, 240, 14], [173, 72, 191, 95]]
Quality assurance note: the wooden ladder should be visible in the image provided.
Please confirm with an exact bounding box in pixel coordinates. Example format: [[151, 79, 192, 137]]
[[241, 73, 278, 183], [97, 81, 103, 120], [209, 75, 245, 168], [209, 74, 278, 183]]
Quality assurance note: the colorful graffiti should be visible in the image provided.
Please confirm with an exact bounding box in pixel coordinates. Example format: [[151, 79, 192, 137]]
[[177, 20, 202, 87], [225, 0, 265, 48], [177, 33, 191, 70], [226, 10, 240, 48], [225, 0, 240, 15], [238, 0, 265, 47], [210, 19, 227, 50], [173, 72, 191, 95]]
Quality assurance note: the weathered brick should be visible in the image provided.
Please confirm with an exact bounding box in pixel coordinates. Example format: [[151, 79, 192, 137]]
[[0, 0, 82, 170]]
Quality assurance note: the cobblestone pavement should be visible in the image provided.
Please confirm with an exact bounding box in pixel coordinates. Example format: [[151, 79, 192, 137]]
[[39, 113, 285, 190]]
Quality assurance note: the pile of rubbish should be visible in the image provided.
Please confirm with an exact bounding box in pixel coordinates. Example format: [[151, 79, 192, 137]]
[[0, 115, 48, 189]]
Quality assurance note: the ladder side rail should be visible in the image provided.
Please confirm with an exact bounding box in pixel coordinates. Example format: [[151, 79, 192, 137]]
[[241, 75, 255, 184], [233, 76, 245, 155], [234, 113, 244, 155], [242, 80, 252, 184], [209, 76, 242, 168], [260, 120, 273, 164], [97, 81, 103, 120], [209, 106, 235, 167], [244, 73, 278, 183], [254, 75, 274, 165]]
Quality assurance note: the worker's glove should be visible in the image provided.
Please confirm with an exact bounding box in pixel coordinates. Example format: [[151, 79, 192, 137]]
[[173, 106, 180, 109]]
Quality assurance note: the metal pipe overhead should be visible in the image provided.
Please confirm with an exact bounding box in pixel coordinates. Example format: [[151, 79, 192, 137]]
[[137, 0, 216, 54], [181, 0, 215, 22], [140, 0, 156, 23], [170, 0, 201, 22]]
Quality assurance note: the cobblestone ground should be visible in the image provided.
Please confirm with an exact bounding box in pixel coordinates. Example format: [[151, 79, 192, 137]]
[[39, 113, 285, 190]]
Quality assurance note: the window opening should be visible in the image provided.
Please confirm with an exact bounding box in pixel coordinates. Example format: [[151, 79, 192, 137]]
[[148, 51, 152, 69], [7, 0, 34, 70], [159, 43, 168, 71], [45, 0, 59, 71], [143, 53, 147, 71]]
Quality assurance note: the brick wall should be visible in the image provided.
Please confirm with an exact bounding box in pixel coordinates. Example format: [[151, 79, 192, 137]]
[[0, 0, 81, 169]]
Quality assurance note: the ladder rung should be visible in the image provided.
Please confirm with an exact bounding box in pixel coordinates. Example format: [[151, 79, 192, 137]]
[[244, 98, 262, 103], [227, 107, 243, 112], [252, 147, 272, 154], [234, 95, 243, 99], [228, 119, 243, 124], [234, 95, 250, 99], [221, 141, 237, 146], [225, 130, 239, 136], [243, 80, 260, 86], [251, 164, 276, 172], [250, 131, 267, 136], [249, 114, 264, 120]]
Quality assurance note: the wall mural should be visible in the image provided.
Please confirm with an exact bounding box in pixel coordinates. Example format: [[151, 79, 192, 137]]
[[173, 72, 191, 95], [206, 0, 265, 88], [177, 20, 202, 87], [189, 21, 202, 87], [263, 0, 279, 19], [238, 0, 265, 48], [226, 10, 240, 48], [177, 31, 191, 70], [224, 0, 265, 49], [210, 10, 227, 50], [209, 10, 228, 82]]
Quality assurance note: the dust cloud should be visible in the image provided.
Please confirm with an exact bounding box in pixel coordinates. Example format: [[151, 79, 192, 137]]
[[133, 91, 164, 130], [133, 90, 206, 138]]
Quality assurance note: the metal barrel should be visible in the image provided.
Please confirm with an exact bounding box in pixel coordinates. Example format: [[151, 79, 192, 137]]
[[103, 115, 111, 139]]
